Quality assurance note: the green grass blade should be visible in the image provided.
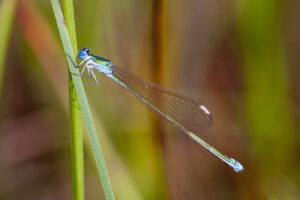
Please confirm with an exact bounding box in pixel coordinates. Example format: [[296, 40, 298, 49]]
[[69, 80, 85, 200], [0, 0, 17, 91], [50, 0, 115, 199], [61, 0, 84, 200]]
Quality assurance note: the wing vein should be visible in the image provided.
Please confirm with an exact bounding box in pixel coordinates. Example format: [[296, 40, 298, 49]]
[[109, 65, 212, 136]]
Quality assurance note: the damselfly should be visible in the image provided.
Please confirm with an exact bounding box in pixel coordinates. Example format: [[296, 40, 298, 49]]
[[76, 47, 243, 172]]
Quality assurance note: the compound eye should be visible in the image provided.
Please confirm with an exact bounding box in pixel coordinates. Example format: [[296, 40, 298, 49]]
[[78, 50, 87, 59]]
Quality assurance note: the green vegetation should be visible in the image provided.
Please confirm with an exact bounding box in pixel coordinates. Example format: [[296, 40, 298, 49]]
[[51, 0, 114, 199], [61, 0, 84, 200], [0, 0, 17, 90]]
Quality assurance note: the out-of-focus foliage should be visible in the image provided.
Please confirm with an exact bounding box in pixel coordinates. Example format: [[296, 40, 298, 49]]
[[0, 0, 16, 90], [0, 0, 299, 199]]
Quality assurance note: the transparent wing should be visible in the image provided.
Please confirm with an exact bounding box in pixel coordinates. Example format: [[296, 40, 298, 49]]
[[110, 65, 213, 136], [105, 65, 243, 172]]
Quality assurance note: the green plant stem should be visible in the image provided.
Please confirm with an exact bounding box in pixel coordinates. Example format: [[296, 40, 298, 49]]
[[61, 1, 84, 200], [51, 0, 115, 199], [0, 0, 17, 91]]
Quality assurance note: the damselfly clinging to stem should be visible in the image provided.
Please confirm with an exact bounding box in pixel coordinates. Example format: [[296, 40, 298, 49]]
[[76, 47, 244, 172]]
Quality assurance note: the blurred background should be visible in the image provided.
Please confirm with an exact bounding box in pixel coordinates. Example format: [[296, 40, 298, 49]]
[[0, 0, 300, 199]]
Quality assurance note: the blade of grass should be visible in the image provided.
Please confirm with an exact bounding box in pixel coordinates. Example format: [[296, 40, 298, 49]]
[[0, 0, 17, 91], [61, 0, 84, 200], [50, 0, 115, 199], [17, 2, 142, 198]]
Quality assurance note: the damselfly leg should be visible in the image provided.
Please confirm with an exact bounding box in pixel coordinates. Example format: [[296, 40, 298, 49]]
[[76, 56, 99, 85]]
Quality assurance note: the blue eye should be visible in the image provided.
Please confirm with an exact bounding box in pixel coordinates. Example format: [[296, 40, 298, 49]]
[[77, 47, 90, 59], [78, 49, 88, 59]]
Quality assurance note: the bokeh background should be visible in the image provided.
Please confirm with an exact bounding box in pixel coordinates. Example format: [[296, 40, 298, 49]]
[[0, 0, 300, 199]]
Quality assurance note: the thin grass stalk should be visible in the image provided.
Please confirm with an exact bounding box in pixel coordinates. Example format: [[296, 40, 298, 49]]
[[51, 0, 115, 199], [61, 1, 84, 200]]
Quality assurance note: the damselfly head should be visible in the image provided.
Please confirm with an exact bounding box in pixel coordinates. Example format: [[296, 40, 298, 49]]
[[78, 47, 90, 59]]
